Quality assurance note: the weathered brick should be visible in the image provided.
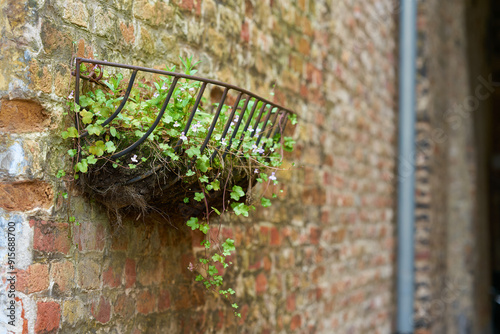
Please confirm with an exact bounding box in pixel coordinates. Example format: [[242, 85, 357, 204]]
[[0, 99, 50, 133], [32, 220, 70, 254], [51, 261, 74, 293], [16, 263, 49, 294], [77, 257, 101, 290], [91, 296, 111, 324], [35, 301, 60, 334], [137, 290, 156, 314], [125, 258, 136, 288], [115, 293, 135, 318], [0, 181, 53, 212]]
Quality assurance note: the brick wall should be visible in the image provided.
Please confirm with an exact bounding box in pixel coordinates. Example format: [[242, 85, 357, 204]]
[[0, 0, 398, 333]]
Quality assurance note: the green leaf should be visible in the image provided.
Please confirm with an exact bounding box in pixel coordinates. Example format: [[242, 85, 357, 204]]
[[196, 155, 210, 173], [62, 127, 79, 139], [110, 126, 117, 137], [199, 223, 209, 234], [230, 185, 245, 201], [87, 124, 102, 136], [186, 217, 199, 230], [87, 155, 97, 164], [80, 110, 94, 124], [186, 169, 195, 176], [210, 180, 220, 191], [261, 197, 272, 208], [288, 113, 298, 125], [195, 275, 204, 282], [128, 164, 136, 169], [75, 160, 88, 173], [69, 216, 76, 223], [186, 147, 201, 158], [232, 303, 238, 309], [194, 192, 204, 202], [183, 197, 189, 203], [199, 175, 209, 183], [89, 141, 106, 156], [211, 207, 221, 215], [208, 265, 218, 276], [105, 141, 116, 153], [67, 149, 77, 157], [56, 170, 65, 178], [231, 202, 252, 217], [222, 238, 235, 255]]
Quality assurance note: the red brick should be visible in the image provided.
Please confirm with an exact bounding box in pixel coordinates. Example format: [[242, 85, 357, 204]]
[[35, 301, 60, 333], [270, 227, 281, 246], [310, 226, 322, 245], [286, 294, 296, 312], [256, 273, 267, 295], [290, 314, 302, 331], [137, 290, 156, 314], [50, 261, 74, 292], [16, 263, 49, 293], [91, 296, 111, 324], [125, 258, 136, 288], [73, 222, 105, 252], [177, 0, 193, 11], [103, 265, 121, 288], [241, 20, 250, 43], [115, 294, 135, 319], [158, 290, 171, 311], [33, 220, 70, 254], [0, 99, 50, 133]]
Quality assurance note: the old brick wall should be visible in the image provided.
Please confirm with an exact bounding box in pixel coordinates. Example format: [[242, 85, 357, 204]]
[[0, 0, 398, 333]]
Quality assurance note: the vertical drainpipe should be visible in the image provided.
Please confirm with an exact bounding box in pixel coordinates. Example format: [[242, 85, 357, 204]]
[[396, 0, 417, 333]]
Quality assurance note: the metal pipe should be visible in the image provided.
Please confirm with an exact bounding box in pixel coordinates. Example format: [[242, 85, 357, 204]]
[[396, 0, 417, 333]]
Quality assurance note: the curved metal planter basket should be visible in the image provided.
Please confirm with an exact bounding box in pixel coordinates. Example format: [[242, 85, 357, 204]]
[[72, 58, 294, 222]]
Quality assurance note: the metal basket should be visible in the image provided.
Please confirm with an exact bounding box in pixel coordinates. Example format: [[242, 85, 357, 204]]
[[72, 57, 294, 185]]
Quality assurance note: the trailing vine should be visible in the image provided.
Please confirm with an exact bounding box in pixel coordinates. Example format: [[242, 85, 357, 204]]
[[60, 57, 297, 317]]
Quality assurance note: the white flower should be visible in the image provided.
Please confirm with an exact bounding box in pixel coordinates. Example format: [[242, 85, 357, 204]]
[[189, 87, 195, 92], [180, 132, 188, 141], [269, 172, 277, 181], [161, 84, 167, 90], [67, 91, 74, 100], [254, 169, 259, 174], [131, 155, 138, 163], [153, 92, 159, 98], [247, 126, 254, 133], [221, 138, 228, 146], [174, 121, 180, 127]]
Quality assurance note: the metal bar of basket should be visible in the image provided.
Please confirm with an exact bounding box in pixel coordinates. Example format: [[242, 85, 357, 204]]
[[110, 76, 179, 159], [174, 81, 208, 152], [74, 58, 81, 130], [210, 92, 243, 162], [264, 108, 281, 139], [222, 96, 251, 159], [80, 70, 138, 138], [199, 87, 230, 155], [250, 103, 268, 139], [255, 107, 277, 146], [75, 58, 293, 115], [235, 99, 260, 151]]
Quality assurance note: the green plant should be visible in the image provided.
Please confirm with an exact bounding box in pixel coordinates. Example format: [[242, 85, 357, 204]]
[[62, 57, 296, 317]]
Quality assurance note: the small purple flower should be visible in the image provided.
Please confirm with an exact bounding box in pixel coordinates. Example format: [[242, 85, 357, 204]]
[[153, 92, 159, 98], [161, 84, 167, 90], [269, 172, 277, 181], [180, 132, 188, 141], [188, 262, 194, 271], [254, 169, 259, 174], [247, 126, 254, 133], [131, 155, 138, 163], [68, 90, 74, 100], [174, 121, 180, 127], [221, 138, 228, 146]]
